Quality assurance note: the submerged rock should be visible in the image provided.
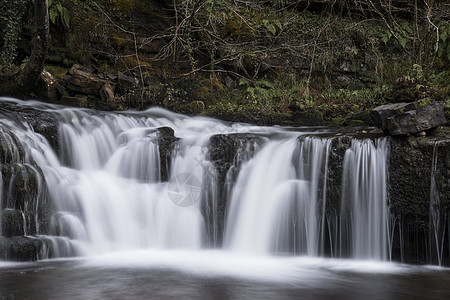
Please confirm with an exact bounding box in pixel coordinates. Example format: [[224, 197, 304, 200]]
[[371, 99, 446, 136]]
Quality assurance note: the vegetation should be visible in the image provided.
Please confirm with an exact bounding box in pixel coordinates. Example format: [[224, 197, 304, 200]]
[[0, 0, 49, 96], [0, 0, 449, 126]]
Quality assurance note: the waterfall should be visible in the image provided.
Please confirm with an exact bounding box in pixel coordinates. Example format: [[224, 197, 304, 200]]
[[0, 98, 395, 262], [224, 137, 332, 256], [41, 110, 213, 253], [340, 138, 389, 260], [428, 142, 447, 266]]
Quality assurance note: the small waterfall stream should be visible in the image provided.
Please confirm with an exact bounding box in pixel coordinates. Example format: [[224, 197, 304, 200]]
[[428, 142, 448, 266], [339, 138, 389, 260], [0, 97, 447, 265], [224, 137, 332, 256]]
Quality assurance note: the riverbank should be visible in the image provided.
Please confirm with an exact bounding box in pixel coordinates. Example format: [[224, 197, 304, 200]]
[[1, 1, 449, 128]]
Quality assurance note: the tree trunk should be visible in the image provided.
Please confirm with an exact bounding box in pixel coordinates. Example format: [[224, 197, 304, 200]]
[[17, 0, 49, 93]]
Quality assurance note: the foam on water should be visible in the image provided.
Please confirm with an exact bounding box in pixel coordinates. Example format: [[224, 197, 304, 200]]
[[81, 249, 418, 283]]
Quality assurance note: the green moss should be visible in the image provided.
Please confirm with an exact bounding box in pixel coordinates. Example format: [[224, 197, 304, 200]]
[[44, 65, 68, 80], [417, 98, 432, 107], [445, 105, 450, 126], [347, 120, 365, 127], [177, 101, 205, 115], [332, 116, 345, 126], [387, 120, 400, 132]]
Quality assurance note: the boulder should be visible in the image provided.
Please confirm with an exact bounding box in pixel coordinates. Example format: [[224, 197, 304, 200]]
[[100, 83, 115, 102], [118, 73, 138, 91], [371, 99, 446, 136], [36, 70, 59, 101], [63, 64, 109, 95]]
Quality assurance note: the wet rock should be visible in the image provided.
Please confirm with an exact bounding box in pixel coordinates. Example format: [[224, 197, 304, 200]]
[[325, 137, 352, 215], [36, 70, 59, 101], [0, 101, 60, 152], [62, 64, 109, 95], [100, 83, 115, 102], [118, 73, 138, 92], [56, 84, 68, 98], [388, 137, 450, 264], [0, 162, 50, 236], [60, 95, 88, 107], [414, 131, 426, 137], [156, 127, 177, 181], [1, 209, 24, 237], [291, 110, 325, 126], [0, 237, 43, 261], [208, 135, 239, 167], [205, 134, 260, 247], [371, 99, 446, 136]]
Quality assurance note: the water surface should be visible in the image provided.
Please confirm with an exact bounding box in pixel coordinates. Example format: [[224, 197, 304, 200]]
[[1, 251, 450, 300]]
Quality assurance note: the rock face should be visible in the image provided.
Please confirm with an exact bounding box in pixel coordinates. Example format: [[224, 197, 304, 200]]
[[205, 134, 260, 247], [388, 136, 450, 265], [156, 127, 177, 182], [57, 65, 146, 109], [371, 99, 446, 136], [0, 237, 43, 261]]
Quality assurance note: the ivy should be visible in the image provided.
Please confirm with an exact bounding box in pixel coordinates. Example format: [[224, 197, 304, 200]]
[[0, 0, 27, 72]]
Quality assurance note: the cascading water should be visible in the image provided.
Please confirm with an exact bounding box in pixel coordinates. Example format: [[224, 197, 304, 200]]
[[224, 137, 332, 256], [428, 142, 448, 266], [40, 108, 216, 253], [339, 138, 389, 260], [0, 97, 396, 263]]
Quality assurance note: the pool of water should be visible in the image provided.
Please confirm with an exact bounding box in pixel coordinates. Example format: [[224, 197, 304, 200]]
[[1, 250, 450, 299]]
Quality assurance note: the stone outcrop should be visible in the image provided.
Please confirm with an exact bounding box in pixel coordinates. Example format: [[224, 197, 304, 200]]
[[36, 70, 59, 101], [205, 134, 260, 247], [0, 237, 43, 261], [62, 64, 112, 96], [388, 136, 450, 265], [371, 99, 446, 136], [100, 83, 115, 102], [156, 127, 177, 182], [57, 65, 144, 109]]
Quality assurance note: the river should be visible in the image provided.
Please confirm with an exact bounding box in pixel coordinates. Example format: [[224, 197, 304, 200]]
[[2, 250, 450, 299]]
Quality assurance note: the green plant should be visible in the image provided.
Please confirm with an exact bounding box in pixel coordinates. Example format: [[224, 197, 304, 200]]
[[437, 22, 450, 61], [239, 78, 281, 107], [48, 0, 70, 28], [0, 0, 27, 71]]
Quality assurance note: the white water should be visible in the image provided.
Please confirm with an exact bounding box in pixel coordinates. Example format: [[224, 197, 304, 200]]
[[224, 137, 332, 256], [0, 97, 393, 262], [39, 107, 216, 253], [340, 139, 389, 260], [428, 142, 448, 266]]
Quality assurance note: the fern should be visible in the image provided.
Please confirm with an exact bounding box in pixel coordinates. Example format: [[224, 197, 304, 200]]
[[48, 0, 70, 28]]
